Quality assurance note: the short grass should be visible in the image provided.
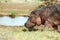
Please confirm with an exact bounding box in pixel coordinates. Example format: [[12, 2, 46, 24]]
[[0, 26, 60, 40]]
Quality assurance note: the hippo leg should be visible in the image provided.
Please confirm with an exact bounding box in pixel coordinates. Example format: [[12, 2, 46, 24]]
[[52, 25, 58, 31], [44, 21, 52, 31]]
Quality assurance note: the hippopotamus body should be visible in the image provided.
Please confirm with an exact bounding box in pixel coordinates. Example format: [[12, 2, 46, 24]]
[[25, 4, 60, 31]]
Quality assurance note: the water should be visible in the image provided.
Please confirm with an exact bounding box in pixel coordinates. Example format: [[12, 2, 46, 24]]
[[0, 16, 28, 26]]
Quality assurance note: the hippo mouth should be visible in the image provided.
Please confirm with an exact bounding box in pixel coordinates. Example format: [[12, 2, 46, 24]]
[[24, 23, 36, 31]]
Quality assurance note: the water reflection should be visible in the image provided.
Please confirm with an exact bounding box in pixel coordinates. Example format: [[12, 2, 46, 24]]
[[0, 16, 28, 26]]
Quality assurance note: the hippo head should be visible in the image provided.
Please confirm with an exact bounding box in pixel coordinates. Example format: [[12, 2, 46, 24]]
[[24, 12, 41, 31]]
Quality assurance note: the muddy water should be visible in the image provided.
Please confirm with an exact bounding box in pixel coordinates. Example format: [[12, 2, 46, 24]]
[[0, 16, 28, 26]]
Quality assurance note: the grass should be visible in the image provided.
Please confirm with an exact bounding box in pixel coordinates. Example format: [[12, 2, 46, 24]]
[[0, 2, 41, 15], [0, 26, 60, 40]]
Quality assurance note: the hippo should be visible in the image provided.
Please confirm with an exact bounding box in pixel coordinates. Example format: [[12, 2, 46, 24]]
[[24, 4, 60, 31]]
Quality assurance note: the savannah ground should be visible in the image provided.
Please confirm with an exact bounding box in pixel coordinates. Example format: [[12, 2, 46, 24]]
[[0, 0, 60, 40], [0, 25, 60, 40]]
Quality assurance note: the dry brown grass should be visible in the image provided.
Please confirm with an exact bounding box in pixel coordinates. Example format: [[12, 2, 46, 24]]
[[0, 3, 40, 16], [0, 25, 60, 40]]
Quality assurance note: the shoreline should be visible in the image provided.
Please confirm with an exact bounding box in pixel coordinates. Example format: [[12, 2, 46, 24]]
[[0, 14, 29, 17]]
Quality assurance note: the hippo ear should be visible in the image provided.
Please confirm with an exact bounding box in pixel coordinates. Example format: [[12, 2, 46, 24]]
[[36, 17, 41, 26]]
